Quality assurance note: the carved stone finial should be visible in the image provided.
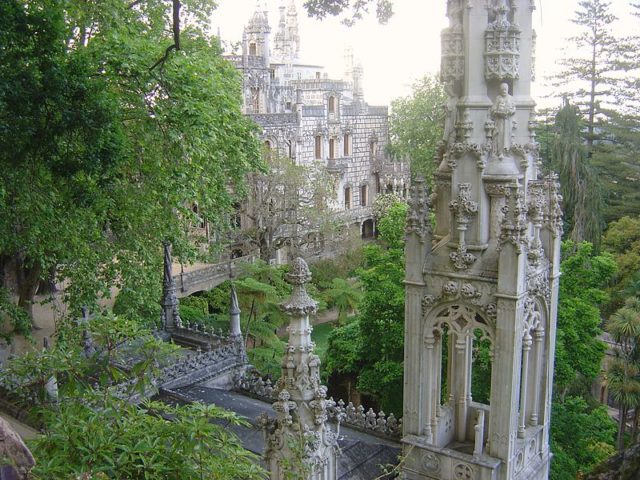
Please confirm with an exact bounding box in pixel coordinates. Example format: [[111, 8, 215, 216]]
[[498, 183, 529, 252], [449, 183, 479, 270]]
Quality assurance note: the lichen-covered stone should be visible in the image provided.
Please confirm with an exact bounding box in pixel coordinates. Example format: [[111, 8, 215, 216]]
[[0, 416, 35, 479]]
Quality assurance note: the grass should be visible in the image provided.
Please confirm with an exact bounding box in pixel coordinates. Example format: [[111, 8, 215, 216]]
[[311, 322, 334, 362]]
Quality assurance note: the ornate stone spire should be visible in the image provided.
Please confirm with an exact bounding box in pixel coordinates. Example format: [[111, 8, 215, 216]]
[[160, 242, 181, 331], [261, 258, 338, 480], [402, 2, 562, 479]]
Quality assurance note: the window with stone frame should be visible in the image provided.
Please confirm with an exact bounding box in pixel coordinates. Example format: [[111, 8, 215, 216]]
[[344, 186, 351, 210], [360, 184, 368, 206], [315, 135, 322, 159], [249, 42, 257, 56], [343, 134, 351, 156], [328, 96, 336, 114], [329, 138, 335, 159]]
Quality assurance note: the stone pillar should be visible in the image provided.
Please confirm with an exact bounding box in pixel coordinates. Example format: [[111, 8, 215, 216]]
[[261, 258, 337, 480], [160, 242, 181, 331]]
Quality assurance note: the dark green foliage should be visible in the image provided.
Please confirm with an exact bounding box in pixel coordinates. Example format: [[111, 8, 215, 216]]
[[0, 0, 262, 331], [355, 201, 407, 414], [550, 397, 617, 480], [554, 241, 616, 396], [388, 75, 446, 182], [550, 102, 604, 245], [0, 314, 265, 479]]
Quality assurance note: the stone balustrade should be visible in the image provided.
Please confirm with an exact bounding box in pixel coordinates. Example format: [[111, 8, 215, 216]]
[[234, 370, 402, 439]]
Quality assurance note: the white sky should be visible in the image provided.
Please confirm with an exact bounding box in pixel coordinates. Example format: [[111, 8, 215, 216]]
[[211, 0, 637, 109]]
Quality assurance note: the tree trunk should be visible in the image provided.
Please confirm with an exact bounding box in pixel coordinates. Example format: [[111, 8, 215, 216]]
[[617, 406, 627, 451], [15, 256, 41, 328]]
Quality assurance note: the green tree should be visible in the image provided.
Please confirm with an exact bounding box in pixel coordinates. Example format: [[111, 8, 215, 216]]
[[605, 297, 640, 449], [553, 0, 620, 148], [355, 200, 407, 414], [234, 154, 336, 262], [549, 101, 604, 245], [303, 0, 393, 25], [0, 315, 265, 479], [321, 277, 362, 327], [550, 396, 617, 480], [554, 241, 617, 397], [603, 216, 640, 313], [0, 0, 261, 330], [388, 75, 446, 182]]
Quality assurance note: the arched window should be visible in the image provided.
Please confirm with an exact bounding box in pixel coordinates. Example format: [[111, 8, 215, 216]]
[[343, 134, 351, 156], [315, 136, 322, 159], [344, 187, 351, 209], [328, 96, 336, 114], [360, 185, 368, 206], [329, 138, 335, 159], [249, 42, 257, 56]]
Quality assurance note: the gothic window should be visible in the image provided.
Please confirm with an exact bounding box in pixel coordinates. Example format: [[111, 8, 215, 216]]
[[315, 136, 322, 159], [360, 185, 368, 206], [329, 138, 335, 159], [249, 42, 257, 55], [316, 71, 321, 79], [328, 96, 336, 114], [251, 87, 261, 113], [287, 141, 293, 160], [344, 187, 351, 209], [343, 134, 351, 156], [374, 173, 381, 194]]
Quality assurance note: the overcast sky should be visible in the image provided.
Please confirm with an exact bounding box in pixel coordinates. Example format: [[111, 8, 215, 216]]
[[211, 0, 637, 109]]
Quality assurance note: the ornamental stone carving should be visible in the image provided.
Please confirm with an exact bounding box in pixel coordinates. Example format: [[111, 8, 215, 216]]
[[485, 0, 521, 81], [449, 183, 479, 270], [454, 462, 474, 479], [544, 173, 564, 237], [441, 1, 465, 84], [406, 177, 431, 242], [498, 183, 528, 252]]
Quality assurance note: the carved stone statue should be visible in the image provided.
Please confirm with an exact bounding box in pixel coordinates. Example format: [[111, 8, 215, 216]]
[[490, 83, 516, 156]]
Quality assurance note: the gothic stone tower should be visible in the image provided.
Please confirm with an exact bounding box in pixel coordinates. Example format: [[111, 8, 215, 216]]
[[402, 1, 562, 479]]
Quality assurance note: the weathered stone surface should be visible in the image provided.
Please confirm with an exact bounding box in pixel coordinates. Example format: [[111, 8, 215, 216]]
[[0, 416, 34, 479]]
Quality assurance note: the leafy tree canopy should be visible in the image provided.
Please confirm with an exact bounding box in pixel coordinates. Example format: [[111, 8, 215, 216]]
[[303, 0, 393, 25], [0, 0, 262, 330], [388, 75, 446, 182]]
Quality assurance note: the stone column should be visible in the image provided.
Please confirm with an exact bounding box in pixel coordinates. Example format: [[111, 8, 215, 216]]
[[529, 328, 545, 426], [261, 258, 337, 480], [518, 331, 532, 438]]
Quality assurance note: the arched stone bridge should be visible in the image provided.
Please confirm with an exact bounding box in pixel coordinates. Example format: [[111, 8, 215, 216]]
[[173, 255, 255, 298]]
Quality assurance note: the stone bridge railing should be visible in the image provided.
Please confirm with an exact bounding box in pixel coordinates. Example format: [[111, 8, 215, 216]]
[[234, 370, 402, 440], [173, 255, 255, 297]]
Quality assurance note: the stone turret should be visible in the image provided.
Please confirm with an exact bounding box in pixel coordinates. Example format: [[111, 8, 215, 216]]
[[402, 1, 561, 479], [261, 258, 338, 480]]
